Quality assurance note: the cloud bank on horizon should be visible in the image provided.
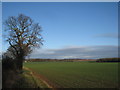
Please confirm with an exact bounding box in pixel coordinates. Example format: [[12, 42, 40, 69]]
[[29, 45, 118, 59]]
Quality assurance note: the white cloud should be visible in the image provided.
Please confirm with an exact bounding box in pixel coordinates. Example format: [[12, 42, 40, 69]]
[[32, 48, 55, 54], [29, 45, 118, 59]]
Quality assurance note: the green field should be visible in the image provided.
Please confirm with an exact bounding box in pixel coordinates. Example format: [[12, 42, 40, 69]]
[[24, 62, 118, 88]]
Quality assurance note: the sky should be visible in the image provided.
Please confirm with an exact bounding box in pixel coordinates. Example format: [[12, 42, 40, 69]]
[[1, 0, 119, 2], [0, 2, 2, 59], [2, 2, 118, 59]]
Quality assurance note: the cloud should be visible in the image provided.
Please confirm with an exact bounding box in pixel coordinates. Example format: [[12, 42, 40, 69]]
[[95, 33, 119, 38], [29, 45, 118, 59]]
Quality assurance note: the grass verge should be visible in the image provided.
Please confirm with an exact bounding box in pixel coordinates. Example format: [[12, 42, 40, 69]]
[[12, 67, 48, 88]]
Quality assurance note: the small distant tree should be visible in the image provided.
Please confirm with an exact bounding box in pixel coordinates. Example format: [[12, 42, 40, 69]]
[[4, 14, 43, 70]]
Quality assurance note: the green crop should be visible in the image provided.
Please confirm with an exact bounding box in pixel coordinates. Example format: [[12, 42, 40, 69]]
[[24, 62, 118, 88]]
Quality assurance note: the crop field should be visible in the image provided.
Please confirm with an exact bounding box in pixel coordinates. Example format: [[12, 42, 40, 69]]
[[24, 62, 118, 88]]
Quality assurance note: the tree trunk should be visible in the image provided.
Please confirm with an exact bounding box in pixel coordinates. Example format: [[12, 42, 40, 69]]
[[13, 48, 25, 72], [16, 52, 24, 71], [17, 58, 23, 71]]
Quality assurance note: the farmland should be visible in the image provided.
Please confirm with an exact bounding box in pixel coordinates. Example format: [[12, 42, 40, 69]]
[[24, 61, 118, 88]]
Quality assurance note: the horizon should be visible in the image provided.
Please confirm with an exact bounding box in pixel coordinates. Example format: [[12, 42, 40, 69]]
[[2, 2, 118, 59]]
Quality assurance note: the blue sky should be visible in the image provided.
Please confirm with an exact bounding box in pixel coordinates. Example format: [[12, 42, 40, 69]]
[[2, 2, 118, 59]]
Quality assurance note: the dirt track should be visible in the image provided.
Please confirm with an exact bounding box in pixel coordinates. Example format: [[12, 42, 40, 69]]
[[23, 67, 58, 89]]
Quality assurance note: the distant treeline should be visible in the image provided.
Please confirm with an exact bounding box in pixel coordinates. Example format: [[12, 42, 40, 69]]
[[96, 58, 120, 62], [25, 59, 96, 62], [25, 58, 120, 62]]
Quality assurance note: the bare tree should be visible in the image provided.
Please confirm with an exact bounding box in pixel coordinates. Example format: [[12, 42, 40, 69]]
[[4, 14, 43, 70]]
